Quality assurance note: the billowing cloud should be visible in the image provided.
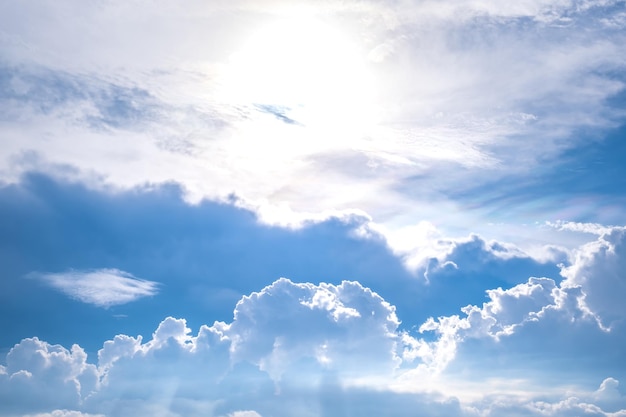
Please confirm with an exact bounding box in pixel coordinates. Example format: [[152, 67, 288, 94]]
[[0, 337, 99, 415], [3, 272, 626, 417], [561, 227, 626, 328], [413, 274, 579, 371], [479, 378, 626, 416], [403, 226, 626, 382], [36, 269, 159, 308], [225, 278, 402, 381], [1, 279, 407, 416]]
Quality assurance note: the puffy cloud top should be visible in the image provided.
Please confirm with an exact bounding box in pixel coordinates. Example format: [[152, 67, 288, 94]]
[[2, 271, 626, 416], [227, 278, 402, 380], [561, 227, 626, 328]]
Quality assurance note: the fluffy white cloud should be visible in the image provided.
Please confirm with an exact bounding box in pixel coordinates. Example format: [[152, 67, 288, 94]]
[[35, 269, 159, 308], [413, 274, 590, 372], [477, 377, 626, 416], [561, 227, 626, 328], [225, 278, 402, 382], [0, 338, 99, 414], [2, 273, 626, 416], [1, 278, 406, 416], [401, 226, 626, 384], [86, 317, 231, 417]]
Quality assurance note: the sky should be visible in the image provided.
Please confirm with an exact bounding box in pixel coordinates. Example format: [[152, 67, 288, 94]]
[[1, 0, 626, 416]]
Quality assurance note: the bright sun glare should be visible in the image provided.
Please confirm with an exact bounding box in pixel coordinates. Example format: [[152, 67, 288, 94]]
[[219, 13, 377, 134]]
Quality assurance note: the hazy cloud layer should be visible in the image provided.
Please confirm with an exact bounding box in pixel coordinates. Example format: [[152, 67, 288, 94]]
[[1, 0, 625, 261]]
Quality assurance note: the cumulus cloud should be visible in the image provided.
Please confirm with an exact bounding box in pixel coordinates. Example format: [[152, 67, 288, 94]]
[[0, 337, 99, 414], [561, 227, 626, 328], [481, 380, 626, 417], [35, 269, 159, 308], [226, 278, 402, 382], [2, 274, 626, 416], [1, 278, 406, 416], [401, 225, 626, 381], [412, 273, 590, 371]]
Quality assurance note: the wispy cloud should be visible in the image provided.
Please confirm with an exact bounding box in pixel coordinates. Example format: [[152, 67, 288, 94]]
[[1, 0, 624, 259], [36, 269, 159, 308], [24, 411, 105, 417]]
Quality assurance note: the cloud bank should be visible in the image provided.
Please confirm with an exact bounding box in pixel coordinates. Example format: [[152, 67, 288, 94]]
[[3, 226, 626, 416]]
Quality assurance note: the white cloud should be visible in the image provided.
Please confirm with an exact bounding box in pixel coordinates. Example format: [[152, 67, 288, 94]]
[[560, 227, 626, 328], [546, 220, 618, 236], [23, 411, 105, 417], [226, 278, 402, 381], [412, 274, 590, 371], [591, 378, 626, 410], [225, 412, 262, 417], [1, 0, 624, 266], [2, 273, 626, 416], [0, 279, 409, 415], [97, 334, 143, 372], [36, 269, 159, 308], [481, 387, 626, 417], [398, 225, 626, 387], [16, 228, 615, 411], [0, 338, 99, 414]]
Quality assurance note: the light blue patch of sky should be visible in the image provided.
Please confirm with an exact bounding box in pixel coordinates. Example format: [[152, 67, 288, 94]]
[[443, 119, 626, 227]]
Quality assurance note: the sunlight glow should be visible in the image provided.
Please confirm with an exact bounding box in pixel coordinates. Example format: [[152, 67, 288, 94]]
[[218, 13, 378, 138]]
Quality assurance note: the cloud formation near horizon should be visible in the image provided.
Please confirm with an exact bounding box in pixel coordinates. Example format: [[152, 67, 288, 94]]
[[3, 225, 626, 415], [3, 248, 626, 416]]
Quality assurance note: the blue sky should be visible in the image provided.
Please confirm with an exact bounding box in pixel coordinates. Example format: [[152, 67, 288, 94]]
[[1, 1, 626, 416]]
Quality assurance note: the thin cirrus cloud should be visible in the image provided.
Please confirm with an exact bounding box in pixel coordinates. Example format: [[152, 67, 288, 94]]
[[0, 0, 624, 265], [36, 269, 159, 308]]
